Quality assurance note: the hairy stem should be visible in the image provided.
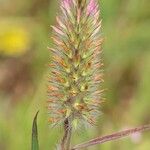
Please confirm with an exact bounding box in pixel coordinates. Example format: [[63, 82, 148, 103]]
[[61, 118, 72, 150], [72, 124, 150, 150]]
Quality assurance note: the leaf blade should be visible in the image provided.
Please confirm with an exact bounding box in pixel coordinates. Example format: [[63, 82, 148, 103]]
[[31, 111, 39, 150]]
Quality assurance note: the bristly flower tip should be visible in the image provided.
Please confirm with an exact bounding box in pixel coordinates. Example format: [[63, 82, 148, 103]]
[[87, 0, 98, 15], [48, 0, 103, 128]]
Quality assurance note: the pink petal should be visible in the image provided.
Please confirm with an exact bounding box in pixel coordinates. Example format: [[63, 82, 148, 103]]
[[87, 0, 98, 15]]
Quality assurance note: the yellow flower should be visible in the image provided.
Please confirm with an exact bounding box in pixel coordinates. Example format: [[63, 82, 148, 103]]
[[0, 25, 30, 56]]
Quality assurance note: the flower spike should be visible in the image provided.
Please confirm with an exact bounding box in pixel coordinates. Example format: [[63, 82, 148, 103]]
[[48, 0, 103, 128]]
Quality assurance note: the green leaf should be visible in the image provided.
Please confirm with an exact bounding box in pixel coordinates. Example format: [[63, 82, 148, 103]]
[[32, 111, 39, 150]]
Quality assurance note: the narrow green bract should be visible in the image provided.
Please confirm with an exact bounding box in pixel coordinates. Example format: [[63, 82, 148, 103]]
[[32, 111, 39, 150], [48, 0, 103, 127]]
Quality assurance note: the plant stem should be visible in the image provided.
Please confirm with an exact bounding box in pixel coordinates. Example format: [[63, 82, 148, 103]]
[[61, 118, 72, 150], [72, 124, 150, 150]]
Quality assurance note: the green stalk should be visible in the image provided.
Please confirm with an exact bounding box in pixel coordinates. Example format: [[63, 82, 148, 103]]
[[61, 118, 72, 150]]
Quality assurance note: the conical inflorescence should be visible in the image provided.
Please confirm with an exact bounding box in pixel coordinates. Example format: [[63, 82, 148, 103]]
[[48, 0, 103, 127]]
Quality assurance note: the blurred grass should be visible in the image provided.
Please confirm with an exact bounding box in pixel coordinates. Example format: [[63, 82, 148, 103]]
[[0, 0, 150, 149]]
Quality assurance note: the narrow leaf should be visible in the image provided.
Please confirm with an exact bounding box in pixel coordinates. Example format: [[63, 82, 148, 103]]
[[32, 111, 39, 150]]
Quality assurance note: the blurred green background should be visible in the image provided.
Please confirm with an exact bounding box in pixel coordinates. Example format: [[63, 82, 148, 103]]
[[0, 0, 150, 149]]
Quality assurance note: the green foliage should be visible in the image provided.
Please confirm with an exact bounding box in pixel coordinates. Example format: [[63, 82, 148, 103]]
[[32, 111, 39, 150]]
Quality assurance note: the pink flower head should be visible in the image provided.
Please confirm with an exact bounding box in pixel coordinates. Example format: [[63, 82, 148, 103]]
[[63, 0, 72, 9], [87, 0, 98, 15]]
